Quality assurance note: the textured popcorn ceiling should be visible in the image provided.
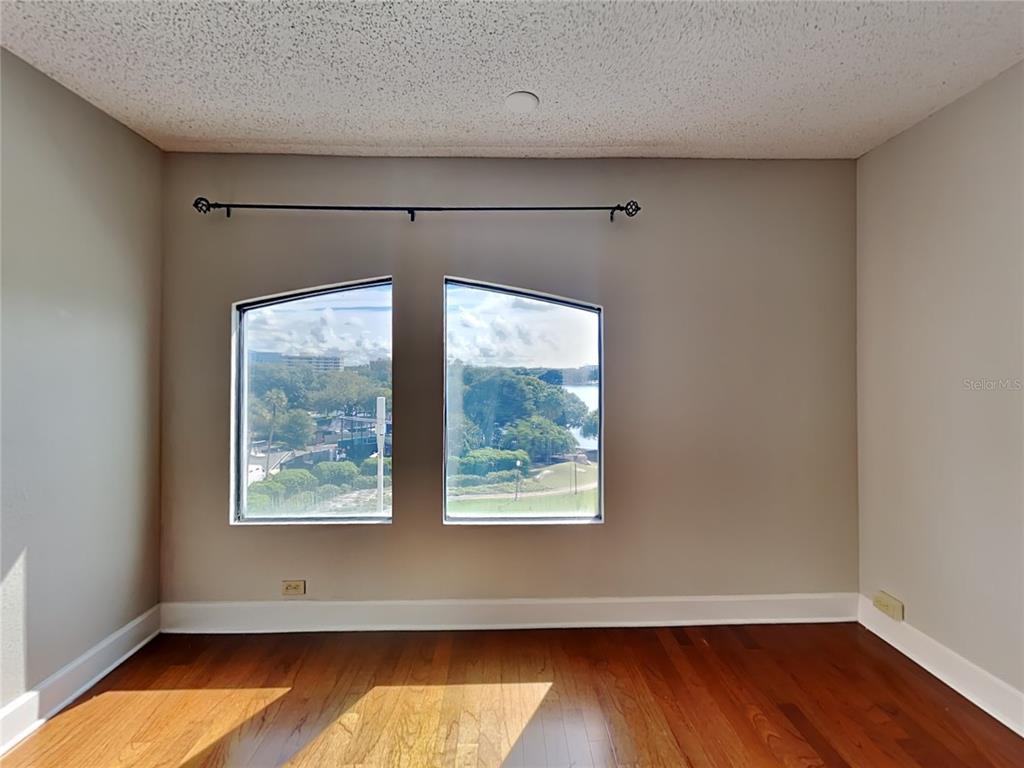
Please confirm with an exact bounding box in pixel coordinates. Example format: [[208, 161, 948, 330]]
[[1, 1, 1021, 158]]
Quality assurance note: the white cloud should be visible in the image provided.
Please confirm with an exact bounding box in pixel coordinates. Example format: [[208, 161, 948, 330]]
[[246, 283, 392, 366], [445, 283, 599, 368], [244, 282, 600, 370]]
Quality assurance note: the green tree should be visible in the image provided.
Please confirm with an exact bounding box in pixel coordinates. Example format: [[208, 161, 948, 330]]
[[500, 416, 577, 464], [262, 389, 288, 474], [278, 408, 315, 449], [539, 369, 564, 385], [581, 409, 600, 439], [363, 358, 391, 384], [459, 367, 589, 442], [250, 362, 317, 409], [248, 398, 270, 437], [446, 413, 485, 457], [560, 390, 589, 428], [309, 370, 376, 415], [308, 371, 359, 416], [462, 369, 536, 443], [533, 384, 588, 428]]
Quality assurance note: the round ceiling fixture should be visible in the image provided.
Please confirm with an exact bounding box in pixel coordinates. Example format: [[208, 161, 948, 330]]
[[505, 90, 540, 113]]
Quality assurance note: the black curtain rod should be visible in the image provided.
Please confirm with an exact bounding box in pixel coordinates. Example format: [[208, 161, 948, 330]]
[[192, 196, 640, 222]]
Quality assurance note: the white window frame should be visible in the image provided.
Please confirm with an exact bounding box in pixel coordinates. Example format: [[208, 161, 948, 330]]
[[230, 276, 393, 525], [442, 276, 605, 526]]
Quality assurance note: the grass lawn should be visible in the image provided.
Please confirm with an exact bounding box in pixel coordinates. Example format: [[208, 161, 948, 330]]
[[522, 460, 598, 493], [448, 460, 599, 497], [446, 486, 598, 518]]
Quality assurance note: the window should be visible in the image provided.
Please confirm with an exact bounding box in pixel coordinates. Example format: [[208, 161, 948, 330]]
[[233, 279, 392, 523], [444, 279, 602, 524]]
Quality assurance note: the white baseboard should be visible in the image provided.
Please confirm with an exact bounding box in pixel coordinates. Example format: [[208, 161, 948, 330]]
[[160, 592, 859, 633], [0, 605, 160, 755], [857, 595, 1024, 737]]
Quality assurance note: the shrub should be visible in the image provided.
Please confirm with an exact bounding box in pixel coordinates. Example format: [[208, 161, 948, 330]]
[[285, 490, 316, 512], [248, 479, 286, 501], [360, 456, 392, 476], [351, 475, 377, 490], [316, 484, 343, 500], [274, 469, 318, 496], [448, 474, 488, 488], [312, 461, 359, 487], [459, 448, 530, 476], [484, 470, 519, 483], [247, 493, 274, 512]]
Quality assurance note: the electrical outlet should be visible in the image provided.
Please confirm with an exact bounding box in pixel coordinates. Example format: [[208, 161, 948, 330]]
[[873, 591, 904, 621], [281, 579, 306, 597]]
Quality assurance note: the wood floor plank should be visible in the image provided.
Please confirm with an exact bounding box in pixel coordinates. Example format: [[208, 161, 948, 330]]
[[656, 627, 773, 767], [743, 625, 915, 768], [624, 629, 716, 768], [776, 703, 851, 768], [834, 625, 1024, 768], [588, 628, 689, 767], [4, 625, 1022, 768], [690, 626, 845, 767]]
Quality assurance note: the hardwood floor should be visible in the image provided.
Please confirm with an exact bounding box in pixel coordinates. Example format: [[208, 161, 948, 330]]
[[4, 624, 1022, 767]]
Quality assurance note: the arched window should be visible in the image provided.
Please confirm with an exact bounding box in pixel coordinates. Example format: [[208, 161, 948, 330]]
[[444, 279, 603, 524], [232, 278, 392, 523]]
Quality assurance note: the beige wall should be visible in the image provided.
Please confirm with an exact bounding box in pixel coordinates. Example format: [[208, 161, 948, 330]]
[[161, 154, 858, 603], [0, 51, 162, 705], [858, 62, 1024, 689]]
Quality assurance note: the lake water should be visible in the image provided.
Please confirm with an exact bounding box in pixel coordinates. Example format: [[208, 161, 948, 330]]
[[563, 384, 600, 450]]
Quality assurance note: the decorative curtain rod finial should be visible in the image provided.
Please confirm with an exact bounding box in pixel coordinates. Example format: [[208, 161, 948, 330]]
[[610, 200, 641, 221], [193, 196, 212, 214]]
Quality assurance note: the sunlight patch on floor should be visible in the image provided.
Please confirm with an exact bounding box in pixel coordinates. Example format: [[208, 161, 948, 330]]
[[285, 681, 553, 767], [6, 688, 291, 768]]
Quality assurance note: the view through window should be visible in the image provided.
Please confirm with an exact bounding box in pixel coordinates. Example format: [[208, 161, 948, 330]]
[[445, 280, 602, 523], [235, 279, 392, 522]]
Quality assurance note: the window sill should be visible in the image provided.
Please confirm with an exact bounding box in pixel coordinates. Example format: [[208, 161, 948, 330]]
[[230, 514, 393, 526], [443, 515, 603, 526]]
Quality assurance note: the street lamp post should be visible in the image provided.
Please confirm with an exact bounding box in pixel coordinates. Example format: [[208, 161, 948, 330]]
[[376, 396, 386, 516]]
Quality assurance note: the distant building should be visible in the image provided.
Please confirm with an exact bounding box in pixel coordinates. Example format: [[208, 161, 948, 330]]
[[283, 354, 343, 372], [249, 350, 343, 371], [249, 351, 283, 364]]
